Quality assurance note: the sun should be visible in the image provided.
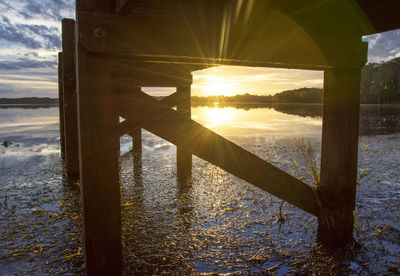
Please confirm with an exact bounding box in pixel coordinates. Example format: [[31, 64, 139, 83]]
[[203, 80, 236, 96]]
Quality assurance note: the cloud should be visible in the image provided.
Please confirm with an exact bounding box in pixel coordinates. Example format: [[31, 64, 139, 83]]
[[0, 1, 74, 97], [363, 29, 400, 63], [0, 57, 57, 70], [1, 0, 74, 22], [0, 16, 61, 50], [0, 68, 58, 98]]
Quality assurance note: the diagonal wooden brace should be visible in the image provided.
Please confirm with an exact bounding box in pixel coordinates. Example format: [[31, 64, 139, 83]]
[[116, 90, 319, 216]]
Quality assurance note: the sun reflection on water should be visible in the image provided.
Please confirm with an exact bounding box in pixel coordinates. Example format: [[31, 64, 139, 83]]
[[203, 106, 237, 127], [192, 105, 322, 140]]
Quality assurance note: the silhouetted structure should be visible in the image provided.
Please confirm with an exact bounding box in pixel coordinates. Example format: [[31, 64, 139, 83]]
[[58, 1, 400, 274]]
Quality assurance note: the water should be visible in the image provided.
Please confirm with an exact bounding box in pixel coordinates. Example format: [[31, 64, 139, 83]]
[[0, 104, 399, 275]]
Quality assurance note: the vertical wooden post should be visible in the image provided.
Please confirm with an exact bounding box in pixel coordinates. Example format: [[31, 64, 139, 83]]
[[131, 127, 143, 188], [58, 52, 65, 160], [62, 19, 79, 181], [317, 67, 362, 248], [76, 4, 122, 274], [132, 127, 142, 181], [176, 78, 192, 180], [131, 87, 142, 172], [132, 129, 142, 159], [76, 44, 122, 276]]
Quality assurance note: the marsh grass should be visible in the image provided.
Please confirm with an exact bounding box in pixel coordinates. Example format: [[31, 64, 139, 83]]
[[294, 137, 320, 188]]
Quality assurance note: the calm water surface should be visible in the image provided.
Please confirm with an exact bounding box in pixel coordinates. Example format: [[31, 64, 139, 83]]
[[1, 104, 399, 275]]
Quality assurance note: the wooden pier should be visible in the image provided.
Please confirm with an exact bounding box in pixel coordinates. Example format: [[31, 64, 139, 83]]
[[58, 0, 400, 274]]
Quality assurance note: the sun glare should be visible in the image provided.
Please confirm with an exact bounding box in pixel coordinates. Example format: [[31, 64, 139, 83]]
[[204, 80, 236, 96], [203, 107, 236, 126]]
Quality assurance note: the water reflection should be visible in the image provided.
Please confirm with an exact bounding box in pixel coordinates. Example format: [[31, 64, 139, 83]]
[[191, 103, 400, 137], [2, 105, 399, 274], [359, 105, 400, 135], [192, 104, 323, 141], [120, 144, 196, 274]]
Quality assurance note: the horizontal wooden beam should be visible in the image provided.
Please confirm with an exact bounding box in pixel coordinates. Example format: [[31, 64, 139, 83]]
[[78, 12, 367, 69], [102, 57, 196, 86], [117, 91, 319, 216]]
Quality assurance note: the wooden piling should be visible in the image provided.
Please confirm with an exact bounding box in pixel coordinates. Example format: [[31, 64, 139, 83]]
[[76, 0, 123, 273], [317, 67, 362, 248], [176, 83, 192, 180], [58, 52, 65, 160], [130, 88, 142, 183], [132, 127, 142, 185], [132, 127, 142, 164], [76, 46, 122, 276], [62, 19, 79, 181]]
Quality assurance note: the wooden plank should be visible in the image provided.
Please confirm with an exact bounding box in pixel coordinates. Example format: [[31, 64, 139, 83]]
[[121, 0, 399, 36], [177, 85, 192, 180], [117, 91, 319, 216], [76, 0, 122, 273], [355, 0, 400, 34], [62, 19, 79, 181], [77, 12, 367, 69], [317, 67, 362, 248], [58, 52, 65, 160], [115, 0, 129, 13], [102, 57, 203, 86], [159, 91, 180, 107], [77, 0, 115, 13]]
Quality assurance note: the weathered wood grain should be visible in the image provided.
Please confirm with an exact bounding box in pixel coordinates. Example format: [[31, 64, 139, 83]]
[[159, 92, 179, 107], [62, 19, 79, 181], [317, 68, 362, 248], [76, 1, 122, 274], [77, 11, 367, 69]]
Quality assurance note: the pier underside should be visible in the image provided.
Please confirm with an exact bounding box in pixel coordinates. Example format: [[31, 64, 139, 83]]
[[58, 0, 400, 274]]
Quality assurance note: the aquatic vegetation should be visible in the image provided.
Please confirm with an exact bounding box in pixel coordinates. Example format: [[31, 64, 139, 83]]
[[294, 137, 320, 188], [1, 106, 399, 274]]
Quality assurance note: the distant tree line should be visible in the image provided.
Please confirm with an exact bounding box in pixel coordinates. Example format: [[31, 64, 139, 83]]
[[0, 97, 58, 105], [0, 97, 58, 104], [193, 57, 400, 104], [360, 57, 400, 104], [192, 87, 322, 104]]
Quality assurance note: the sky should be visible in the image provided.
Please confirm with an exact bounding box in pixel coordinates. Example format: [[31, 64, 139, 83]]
[[1, 0, 400, 98]]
